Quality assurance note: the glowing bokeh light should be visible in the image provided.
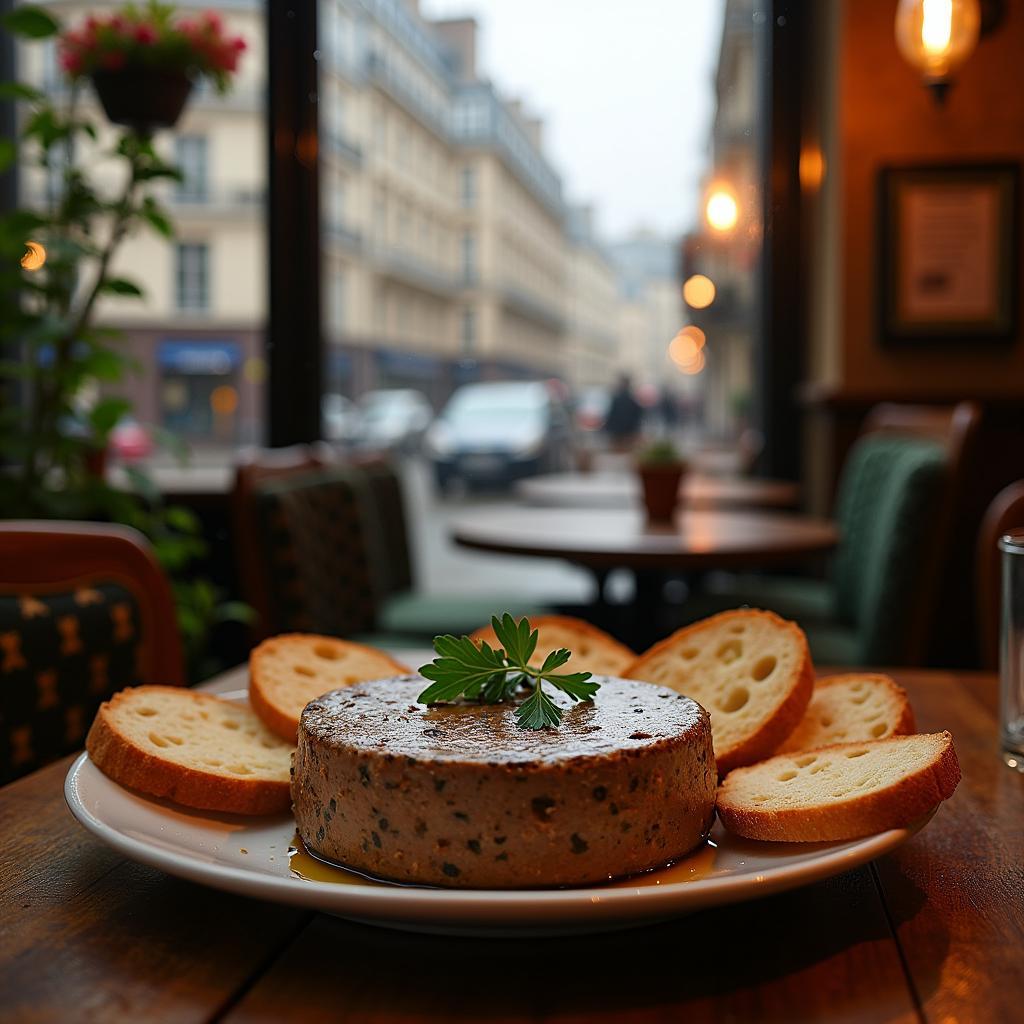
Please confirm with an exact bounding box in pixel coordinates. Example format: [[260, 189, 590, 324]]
[[705, 189, 738, 232], [680, 349, 706, 375], [210, 384, 239, 416], [682, 274, 716, 309], [668, 326, 707, 372], [21, 241, 46, 271]]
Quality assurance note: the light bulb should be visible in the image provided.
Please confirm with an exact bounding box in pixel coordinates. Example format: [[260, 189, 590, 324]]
[[895, 0, 980, 88]]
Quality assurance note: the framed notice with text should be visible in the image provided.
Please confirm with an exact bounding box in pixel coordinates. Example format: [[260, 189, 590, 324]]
[[877, 163, 1019, 347]]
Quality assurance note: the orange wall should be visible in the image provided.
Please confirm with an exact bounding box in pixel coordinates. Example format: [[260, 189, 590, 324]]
[[839, 0, 1024, 395]]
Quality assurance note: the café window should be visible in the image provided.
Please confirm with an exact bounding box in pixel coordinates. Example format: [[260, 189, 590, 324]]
[[175, 243, 210, 312], [175, 135, 208, 202], [158, 341, 241, 444]]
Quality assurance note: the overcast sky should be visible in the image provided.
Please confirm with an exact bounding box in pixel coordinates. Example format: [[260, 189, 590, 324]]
[[421, 0, 725, 242]]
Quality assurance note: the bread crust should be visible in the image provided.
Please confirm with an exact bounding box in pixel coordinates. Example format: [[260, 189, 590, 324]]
[[250, 634, 411, 741], [624, 609, 814, 774], [85, 686, 291, 815], [469, 615, 635, 674], [779, 673, 916, 753], [717, 731, 961, 842]]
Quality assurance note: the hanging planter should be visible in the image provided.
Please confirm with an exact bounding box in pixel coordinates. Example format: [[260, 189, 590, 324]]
[[59, 4, 246, 132], [90, 67, 193, 134]]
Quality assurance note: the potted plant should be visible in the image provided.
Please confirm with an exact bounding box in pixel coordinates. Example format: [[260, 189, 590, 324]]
[[58, 4, 246, 133], [636, 440, 688, 523], [0, 4, 248, 678]]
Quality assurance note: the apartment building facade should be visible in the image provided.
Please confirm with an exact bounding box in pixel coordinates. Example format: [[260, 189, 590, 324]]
[[22, 0, 683, 445]]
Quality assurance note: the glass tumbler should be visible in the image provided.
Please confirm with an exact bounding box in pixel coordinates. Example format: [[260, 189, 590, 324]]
[[1000, 531, 1024, 771]]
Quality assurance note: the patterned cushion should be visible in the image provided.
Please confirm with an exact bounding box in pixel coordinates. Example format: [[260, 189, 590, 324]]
[[254, 469, 381, 636], [0, 582, 142, 783]]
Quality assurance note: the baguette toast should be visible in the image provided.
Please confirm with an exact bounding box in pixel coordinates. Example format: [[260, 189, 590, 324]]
[[778, 673, 915, 753], [624, 609, 813, 772], [717, 731, 960, 841], [250, 634, 410, 741], [86, 685, 293, 815]]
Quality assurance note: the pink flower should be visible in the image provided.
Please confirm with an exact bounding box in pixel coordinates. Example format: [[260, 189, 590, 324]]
[[134, 24, 157, 44], [202, 11, 223, 31], [231, 36, 247, 52], [59, 50, 83, 74]]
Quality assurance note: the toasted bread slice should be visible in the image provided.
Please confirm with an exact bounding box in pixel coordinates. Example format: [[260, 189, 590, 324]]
[[624, 609, 813, 772], [717, 732, 960, 842], [469, 615, 635, 677], [250, 634, 410, 741], [778, 674, 916, 753], [85, 685, 293, 815]]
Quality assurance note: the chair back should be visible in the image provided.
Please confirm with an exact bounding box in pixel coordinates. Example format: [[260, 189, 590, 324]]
[[0, 521, 183, 783], [231, 445, 332, 639], [976, 480, 1024, 670], [251, 468, 382, 637], [830, 401, 980, 665]]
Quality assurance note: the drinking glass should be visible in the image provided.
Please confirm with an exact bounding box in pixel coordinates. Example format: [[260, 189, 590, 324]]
[[999, 531, 1024, 771]]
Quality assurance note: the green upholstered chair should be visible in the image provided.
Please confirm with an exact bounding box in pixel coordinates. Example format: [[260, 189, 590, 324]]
[[0, 522, 184, 784], [700, 402, 980, 667]]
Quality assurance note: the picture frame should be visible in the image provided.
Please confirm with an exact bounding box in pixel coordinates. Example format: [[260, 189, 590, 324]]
[[877, 162, 1019, 348]]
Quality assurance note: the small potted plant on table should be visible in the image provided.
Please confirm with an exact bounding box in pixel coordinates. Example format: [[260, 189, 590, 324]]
[[636, 440, 687, 523]]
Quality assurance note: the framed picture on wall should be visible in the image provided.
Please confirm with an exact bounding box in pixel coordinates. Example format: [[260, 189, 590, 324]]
[[877, 163, 1019, 348]]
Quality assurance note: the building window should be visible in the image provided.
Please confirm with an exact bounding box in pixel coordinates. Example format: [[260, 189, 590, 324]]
[[461, 308, 475, 352], [460, 165, 476, 207], [461, 232, 476, 283], [175, 243, 210, 311], [175, 136, 208, 202], [328, 269, 345, 332]]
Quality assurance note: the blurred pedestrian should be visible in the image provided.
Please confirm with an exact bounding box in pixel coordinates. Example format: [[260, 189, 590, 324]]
[[604, 374, 643, 451]]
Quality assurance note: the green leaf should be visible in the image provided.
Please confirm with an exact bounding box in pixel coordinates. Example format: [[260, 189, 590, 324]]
[[0, 81, 44, 102], [544, 671, 599, 703], [515, 683, 562, 730], [100, 277, 144, 298], [140, 199, 174, 238], [539, 648, 571, 674], [417, 634, 507, 705], [88, 396, 132, 433], [2, 6, 60, 38], [0, 138, 14, 174], [490, 613, 538, 667], [164, 504, 200, 534]]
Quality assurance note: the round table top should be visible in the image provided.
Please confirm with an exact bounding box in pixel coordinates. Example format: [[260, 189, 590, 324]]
[[451, 506, 838, 571], [515, 472, 799, 510]]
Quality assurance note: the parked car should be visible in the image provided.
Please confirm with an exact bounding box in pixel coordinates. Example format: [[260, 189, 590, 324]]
[[425, 380, 573, 490], [353, 389, 433, 452], [321, 393, 361, 445]]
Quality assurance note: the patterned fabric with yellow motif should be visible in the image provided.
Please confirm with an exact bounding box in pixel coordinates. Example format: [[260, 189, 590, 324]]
[[0, 583, 141, 784]]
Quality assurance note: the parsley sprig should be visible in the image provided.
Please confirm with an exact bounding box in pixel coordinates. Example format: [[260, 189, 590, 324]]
[[417, 614, 600, 730]]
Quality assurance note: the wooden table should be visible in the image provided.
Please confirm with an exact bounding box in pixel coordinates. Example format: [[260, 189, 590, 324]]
[[517, 471, 800, 510], [451, 506, 838, 571], [1, 669, 1020, 1022]]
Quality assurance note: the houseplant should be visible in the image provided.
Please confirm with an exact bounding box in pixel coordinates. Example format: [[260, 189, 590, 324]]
[[0, 4, 248, 677], [636, 439, 687, 522]]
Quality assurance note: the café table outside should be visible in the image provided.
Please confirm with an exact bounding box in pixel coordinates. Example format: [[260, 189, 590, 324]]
[[0, 667, 1019, 1022], [516, 471, 800, 510], [450, 506, 839, 572]]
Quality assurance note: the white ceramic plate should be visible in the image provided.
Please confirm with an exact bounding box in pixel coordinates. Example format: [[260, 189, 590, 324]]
[[64, 681, 936, 935]]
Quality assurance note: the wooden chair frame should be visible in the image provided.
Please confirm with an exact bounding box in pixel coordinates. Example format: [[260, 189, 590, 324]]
[[0, 521, 185, 687], [976, 480, 1024, 670], [859, 401, 982, 665]]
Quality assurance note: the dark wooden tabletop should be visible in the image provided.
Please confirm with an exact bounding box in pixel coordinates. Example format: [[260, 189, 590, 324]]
[[1, 668, 1020, 1023], [516, 471, 801, 510], [452, 506, 838, 570]]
